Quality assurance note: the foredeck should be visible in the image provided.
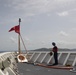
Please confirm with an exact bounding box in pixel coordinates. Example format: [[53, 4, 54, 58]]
[[17, 63, 76, 75], [0, 50, 76, 75]]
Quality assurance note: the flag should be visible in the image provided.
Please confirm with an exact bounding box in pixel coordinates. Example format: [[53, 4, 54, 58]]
[[9, 25, 20, 34]]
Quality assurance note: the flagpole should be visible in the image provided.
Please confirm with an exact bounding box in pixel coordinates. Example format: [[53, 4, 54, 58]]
[[18, 18, 21, 54]]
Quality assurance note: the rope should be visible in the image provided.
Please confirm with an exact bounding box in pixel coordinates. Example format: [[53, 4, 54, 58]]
[[20, 34, 28, 54]]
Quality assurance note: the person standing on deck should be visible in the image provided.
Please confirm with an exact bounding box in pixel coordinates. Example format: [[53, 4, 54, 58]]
[[50, 42, 58, 65]]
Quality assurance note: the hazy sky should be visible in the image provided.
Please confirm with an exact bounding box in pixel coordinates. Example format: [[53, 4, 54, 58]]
[[0, 0, 76, 51]]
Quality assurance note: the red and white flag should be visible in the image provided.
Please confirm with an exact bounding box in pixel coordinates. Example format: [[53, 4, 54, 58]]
[[9, 25, 20, 34]]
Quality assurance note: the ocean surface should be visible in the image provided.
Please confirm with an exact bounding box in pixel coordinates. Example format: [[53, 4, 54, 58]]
[[17, 63, 76, 75]]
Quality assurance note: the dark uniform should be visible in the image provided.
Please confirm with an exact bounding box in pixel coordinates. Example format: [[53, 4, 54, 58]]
[[52, 46, 58, 65], [52, 42, 58, 65]]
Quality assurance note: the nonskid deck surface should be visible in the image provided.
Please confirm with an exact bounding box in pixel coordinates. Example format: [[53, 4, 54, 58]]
[[17, 63, 76, 75]]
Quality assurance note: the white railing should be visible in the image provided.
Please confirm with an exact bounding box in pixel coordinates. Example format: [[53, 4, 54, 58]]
[[28, 50, 76, 66]]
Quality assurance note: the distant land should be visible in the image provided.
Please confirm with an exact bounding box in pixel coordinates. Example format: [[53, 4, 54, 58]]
[[30, 48, 76, 51], [0, 48, 76, 53]]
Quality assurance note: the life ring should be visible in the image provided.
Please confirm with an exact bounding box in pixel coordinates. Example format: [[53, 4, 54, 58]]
[[18, 55, 25, 60], [17, 54, 28, 62]]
